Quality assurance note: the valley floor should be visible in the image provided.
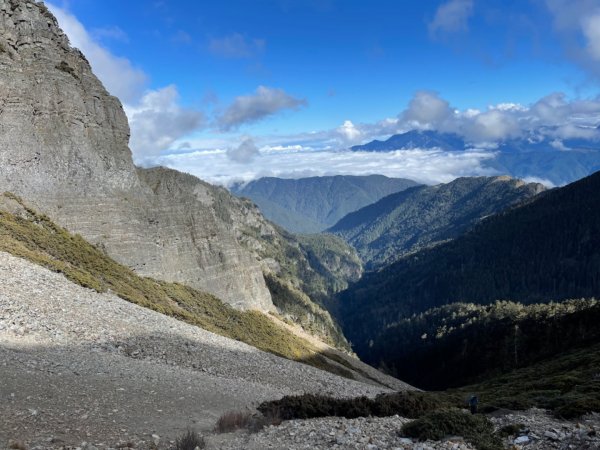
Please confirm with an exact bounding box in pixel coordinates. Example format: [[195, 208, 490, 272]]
[[0, 252, 392, 449]]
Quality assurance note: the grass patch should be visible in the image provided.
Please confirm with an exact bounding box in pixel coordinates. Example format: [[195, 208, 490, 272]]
[[0, 193, 356, 379], [172, 430, 205, 450], [214, 410, 282, 434], [401, 409, 502, 450]]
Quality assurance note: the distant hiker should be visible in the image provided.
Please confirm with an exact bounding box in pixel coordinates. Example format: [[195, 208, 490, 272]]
[[469, 395, 479, 414]]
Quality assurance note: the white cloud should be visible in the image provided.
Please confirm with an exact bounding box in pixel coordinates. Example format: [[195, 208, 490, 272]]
[[125, 86, 205, 164], [337, 120, 362, 142], [466, 110, 521, 141], [582, 14, 600, 60], [428, 0, 474, 37], [208, 33, 265, 58], [217, 86, 306, 131], [47, 3, 147, 103], [522, 176, 556, 188], [544, 0, 600, 78], [401, 90, 453, 128], [158, 147, 498, 187], [48, 4, 206, 164], [227, 137, 260, 163]]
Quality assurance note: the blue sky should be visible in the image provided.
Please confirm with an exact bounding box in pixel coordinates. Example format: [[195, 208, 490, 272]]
[[47, 0, 600, 185]]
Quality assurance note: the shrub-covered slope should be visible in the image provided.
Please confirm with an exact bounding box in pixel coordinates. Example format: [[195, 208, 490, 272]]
[[367, 299, 600, 389], [329, 176, 544, 268]]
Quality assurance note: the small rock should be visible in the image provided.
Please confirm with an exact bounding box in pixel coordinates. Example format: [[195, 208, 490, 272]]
[[514, 435, 530, 444], [545, 430, 560, 441]]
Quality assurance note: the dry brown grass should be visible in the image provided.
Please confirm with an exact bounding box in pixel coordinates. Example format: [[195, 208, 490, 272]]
[[214, 409, 283, 434]]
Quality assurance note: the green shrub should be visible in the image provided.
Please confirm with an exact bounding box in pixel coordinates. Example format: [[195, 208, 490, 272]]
[[401, 409, 502, 450], [257, 391, 453, 421]]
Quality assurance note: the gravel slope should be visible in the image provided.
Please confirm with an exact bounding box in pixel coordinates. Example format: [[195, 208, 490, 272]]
[[0, 252, 394, 449]]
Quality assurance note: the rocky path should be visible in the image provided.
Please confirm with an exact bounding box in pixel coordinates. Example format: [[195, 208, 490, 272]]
[[0, 252, 392, 449]]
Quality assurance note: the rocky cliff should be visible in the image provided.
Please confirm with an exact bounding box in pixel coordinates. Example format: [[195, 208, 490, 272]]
[[0, 0, 274, 309], [0, 0, 361, 350]]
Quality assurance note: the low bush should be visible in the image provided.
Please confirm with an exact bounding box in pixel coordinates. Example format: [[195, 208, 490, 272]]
[[172, 430, 205, 450], [498, 423, 525, 437], [257, 391, 454, 421], [400, 409, 502, 450]]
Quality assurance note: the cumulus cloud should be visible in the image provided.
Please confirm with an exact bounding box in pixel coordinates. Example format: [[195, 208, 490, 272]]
[[47, 3, 147, 103], [466, 110, 521, 141], [337, 120, 362, 142], [389, 90, 600, 144], [208, 33, 265, 58], [217, 86, 306, 131], [125, 86, 205, 163], [428, 0, 474, 37], [401, 90, 454, 128], [227, 138, 260, 163]]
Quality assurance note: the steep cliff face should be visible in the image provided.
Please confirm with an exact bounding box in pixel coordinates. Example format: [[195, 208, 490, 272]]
[[0, 0, 273, 310]]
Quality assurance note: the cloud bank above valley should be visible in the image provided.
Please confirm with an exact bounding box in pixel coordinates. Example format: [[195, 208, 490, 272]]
[[158, 146, 498, 187]]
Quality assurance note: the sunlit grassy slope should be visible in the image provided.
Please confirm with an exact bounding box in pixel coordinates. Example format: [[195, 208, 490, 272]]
[[0, 192, 356, 379]]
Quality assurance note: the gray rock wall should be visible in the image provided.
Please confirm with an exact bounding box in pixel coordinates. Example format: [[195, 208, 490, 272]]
[[0, 0, 273, 311]]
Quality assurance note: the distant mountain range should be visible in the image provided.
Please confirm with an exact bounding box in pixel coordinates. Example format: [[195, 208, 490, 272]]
[[336, 170, 600, 386], [231, 175, 419, 233], [351, 129, 600, 186], [329, 176, 545, 269]]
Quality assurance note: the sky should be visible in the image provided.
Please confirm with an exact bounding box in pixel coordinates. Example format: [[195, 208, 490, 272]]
[[46, 0, 600, 186]]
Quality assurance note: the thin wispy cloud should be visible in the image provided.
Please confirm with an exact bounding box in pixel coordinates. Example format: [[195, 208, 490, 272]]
[[208, 33, 266, 58], [544, 0, 600, 79], [47, 3, 146, 103], [428, 0, 474, 38], [91, 25, 129, 43], [217, 86, 307, 131]]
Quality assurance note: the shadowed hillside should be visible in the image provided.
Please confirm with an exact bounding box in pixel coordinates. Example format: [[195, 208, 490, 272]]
[[329, 176, 544, 268], [337, 170, 600, 385]]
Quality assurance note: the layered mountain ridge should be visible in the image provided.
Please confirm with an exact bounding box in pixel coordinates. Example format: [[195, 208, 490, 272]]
[[351, 129, 600, 186], [231, 175, 419, 233], [329, 176, 545, 268]]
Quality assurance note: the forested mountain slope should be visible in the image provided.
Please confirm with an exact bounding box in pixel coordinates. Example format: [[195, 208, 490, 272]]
[[337, 170, 600, 384], [231, 175, 419, 233], [329, 176, 544, 268]]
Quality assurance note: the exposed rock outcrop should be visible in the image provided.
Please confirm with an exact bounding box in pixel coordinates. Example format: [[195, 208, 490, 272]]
[[0, 0, 274, 309]]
